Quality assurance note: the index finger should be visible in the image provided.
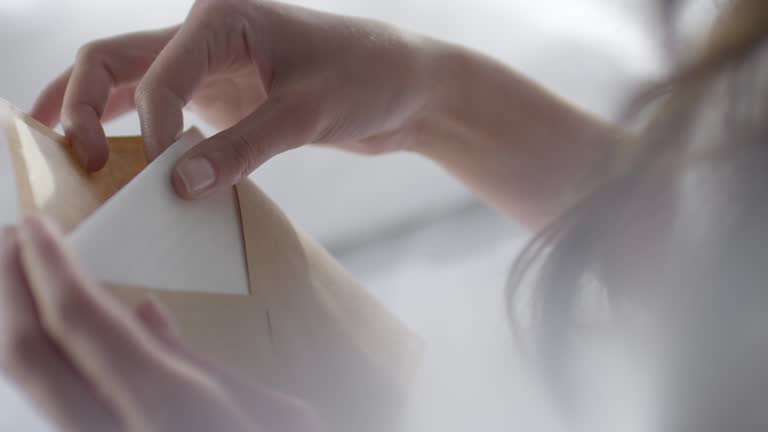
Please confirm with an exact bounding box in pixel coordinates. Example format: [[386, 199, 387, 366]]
[[29, 68, 72, 128], [135, 0, 271, 160], [134, 15, 210, 160], [55, 29, 177, 170]]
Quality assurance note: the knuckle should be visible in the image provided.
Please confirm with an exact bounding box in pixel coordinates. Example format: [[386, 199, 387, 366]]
[[229, 134, 260, 178], [76, 40, 109, 64], [192, 0, 229, 28], [193, 0, 257, 34], [195, 0, 242, 15]]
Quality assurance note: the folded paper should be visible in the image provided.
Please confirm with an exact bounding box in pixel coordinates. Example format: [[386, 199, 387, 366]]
[[69, 128, 249, 294], [2, 104, 423, 431]]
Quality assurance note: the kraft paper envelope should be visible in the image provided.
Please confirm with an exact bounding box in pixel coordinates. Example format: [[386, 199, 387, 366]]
[[1, 103, 423, 431]]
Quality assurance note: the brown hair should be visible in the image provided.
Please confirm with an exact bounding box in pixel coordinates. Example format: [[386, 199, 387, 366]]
[[507, 0, 768, 428]]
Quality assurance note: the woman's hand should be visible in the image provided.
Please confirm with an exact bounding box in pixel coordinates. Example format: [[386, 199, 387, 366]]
[[31, 0, 618, 226], [0, 215, 321, 431], [31, 0, 435, 199]]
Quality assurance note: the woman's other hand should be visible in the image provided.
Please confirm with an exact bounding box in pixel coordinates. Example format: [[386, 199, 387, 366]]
[[0, 215, 322, 431], [31, 0, 434, 199]]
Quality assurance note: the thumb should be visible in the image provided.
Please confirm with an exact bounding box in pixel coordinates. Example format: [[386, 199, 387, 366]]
[[172, 94, 320, 199]]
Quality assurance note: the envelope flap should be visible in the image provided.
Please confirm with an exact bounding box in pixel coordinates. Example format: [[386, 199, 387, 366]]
[[4, 110, 147, 233], [4, 103, 422, 431], [105, 282, 277, 383], [236, 180, 423, 412], [69, 129, 250, 294]]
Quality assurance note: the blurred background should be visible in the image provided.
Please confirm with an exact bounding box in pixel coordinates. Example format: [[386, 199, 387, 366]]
[[0, 1, 716, 431]]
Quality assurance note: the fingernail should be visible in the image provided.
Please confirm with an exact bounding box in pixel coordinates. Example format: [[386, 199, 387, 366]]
[[174, 157, 216, 195]]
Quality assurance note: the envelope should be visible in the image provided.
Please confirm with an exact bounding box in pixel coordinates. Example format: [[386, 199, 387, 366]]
[[1, 105, 423, 431]]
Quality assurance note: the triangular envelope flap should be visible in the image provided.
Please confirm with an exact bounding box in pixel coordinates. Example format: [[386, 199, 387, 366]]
[[69, 129, 249, 295]]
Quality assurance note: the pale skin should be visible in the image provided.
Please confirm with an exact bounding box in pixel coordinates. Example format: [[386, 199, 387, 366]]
[[3, 0, 619, 430]]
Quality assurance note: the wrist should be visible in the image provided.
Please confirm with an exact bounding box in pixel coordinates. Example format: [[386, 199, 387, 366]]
[[404, 39, 499, 156]]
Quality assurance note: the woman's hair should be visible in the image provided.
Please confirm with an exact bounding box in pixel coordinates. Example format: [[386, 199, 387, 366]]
[[507, 1, 768, 430]]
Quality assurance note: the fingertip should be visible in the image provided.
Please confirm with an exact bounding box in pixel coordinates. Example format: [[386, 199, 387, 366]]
[[78, 139, 109, 172], [83, 152, 108, 172], [144, 125, 185, 162], [84, 146, 109, 172], [135, 90, 185, 163], [69, 130, 109, 172], [172, 155, 217, 200], [171, 168, 194, 200], [143, 141, 160, 163], [62, 106, 110, 172], [135, 297, 178, 339]]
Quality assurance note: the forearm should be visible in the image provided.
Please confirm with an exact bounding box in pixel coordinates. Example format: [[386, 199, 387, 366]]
[[410, 41, 623, 229]]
